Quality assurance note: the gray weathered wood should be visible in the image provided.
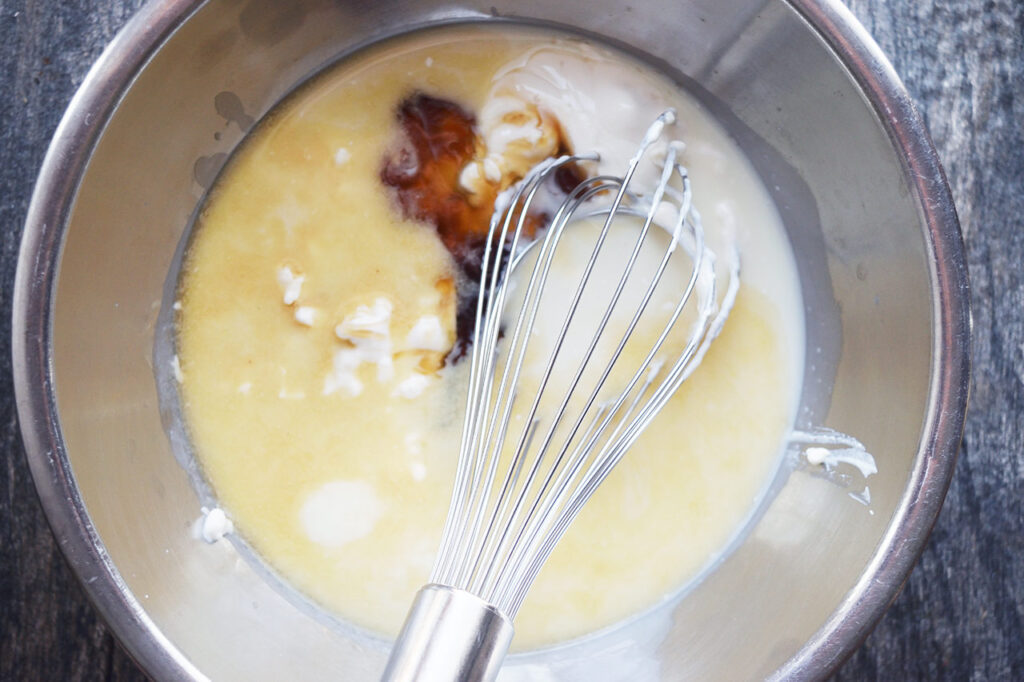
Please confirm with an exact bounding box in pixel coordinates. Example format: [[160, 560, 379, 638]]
[[0, 0, 1020, 679]]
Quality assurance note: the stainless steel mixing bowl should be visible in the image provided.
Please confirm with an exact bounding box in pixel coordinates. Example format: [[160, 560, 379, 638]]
[[12, 0, 970, 679]]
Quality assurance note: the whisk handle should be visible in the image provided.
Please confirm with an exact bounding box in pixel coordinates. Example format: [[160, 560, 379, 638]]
[[381, 584, 514, 682]]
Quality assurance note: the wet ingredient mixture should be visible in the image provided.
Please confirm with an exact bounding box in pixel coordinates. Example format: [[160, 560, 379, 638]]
[[173, 25, 805, 649]]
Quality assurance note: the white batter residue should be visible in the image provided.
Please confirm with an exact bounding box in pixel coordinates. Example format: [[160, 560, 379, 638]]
[[496, 46, 671, 186], [170, 354, 184, 384], [393, 374, 431, 399], [406, 315, 447, 351], [194, 506, 234, 544], [294, 306, 317, 326], [324, 297, 395, 396], [276, 265, 304, 305], [792, 427, 877, 478]]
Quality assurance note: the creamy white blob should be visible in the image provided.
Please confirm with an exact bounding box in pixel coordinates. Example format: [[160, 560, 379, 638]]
[[300, 480, 386, 548], [276, 265, 304, 305], [195, 506, 234, 544], [324, 298, 395, 396]]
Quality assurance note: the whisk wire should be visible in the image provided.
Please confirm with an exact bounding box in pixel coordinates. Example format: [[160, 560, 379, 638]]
[[480, 144, 685, 602], [436, 156, 601, 585], [460, 166, 618, 591], [430, 110, 737, 617], [434, 157, 572, 583], [459, 177, 622, 592], [505, 215, 743, 616], [383, 110, 743, 682], [450, 163, 554, 588], [506, 363, 664, 613], [493, 177, 702, 611], [467, 119, 676, 600]]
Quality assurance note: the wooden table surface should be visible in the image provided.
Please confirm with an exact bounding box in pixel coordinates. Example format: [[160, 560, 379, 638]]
[[1, 1, 1021, 679]]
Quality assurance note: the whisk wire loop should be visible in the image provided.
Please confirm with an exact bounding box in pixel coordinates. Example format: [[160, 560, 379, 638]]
[[430, 110, 738, 619], [455, 178, 623, 593], [385, 109, 742, 682], [481, 144, 686, 600], [444, 173, 620, 589], [459, 176, 621, 587], [434, 156, 590, 583], [468, 121, 678, 599], [506, 213, 743, 615]]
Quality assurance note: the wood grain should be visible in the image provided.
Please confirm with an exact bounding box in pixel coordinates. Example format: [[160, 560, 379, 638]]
[[0, 0, 1020, 679]]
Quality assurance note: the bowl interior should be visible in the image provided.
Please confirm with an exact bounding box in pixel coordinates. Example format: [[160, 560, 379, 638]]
[[35, 0, 957, 679]]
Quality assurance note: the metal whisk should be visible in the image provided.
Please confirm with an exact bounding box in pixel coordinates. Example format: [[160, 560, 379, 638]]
[[382, 110, 739, 682]]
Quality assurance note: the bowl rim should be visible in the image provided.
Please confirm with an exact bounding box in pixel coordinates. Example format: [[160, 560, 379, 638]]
[[11, 0, 970, 680]]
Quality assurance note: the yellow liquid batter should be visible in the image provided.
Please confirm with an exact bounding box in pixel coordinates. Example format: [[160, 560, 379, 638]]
[[175, 26, 802, 649]]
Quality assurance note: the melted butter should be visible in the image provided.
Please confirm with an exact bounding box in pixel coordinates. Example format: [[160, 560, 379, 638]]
[[176, 26, 803, 649]]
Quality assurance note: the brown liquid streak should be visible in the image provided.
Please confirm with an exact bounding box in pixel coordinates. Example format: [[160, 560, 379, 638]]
[[381, 93, 584, 362]]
